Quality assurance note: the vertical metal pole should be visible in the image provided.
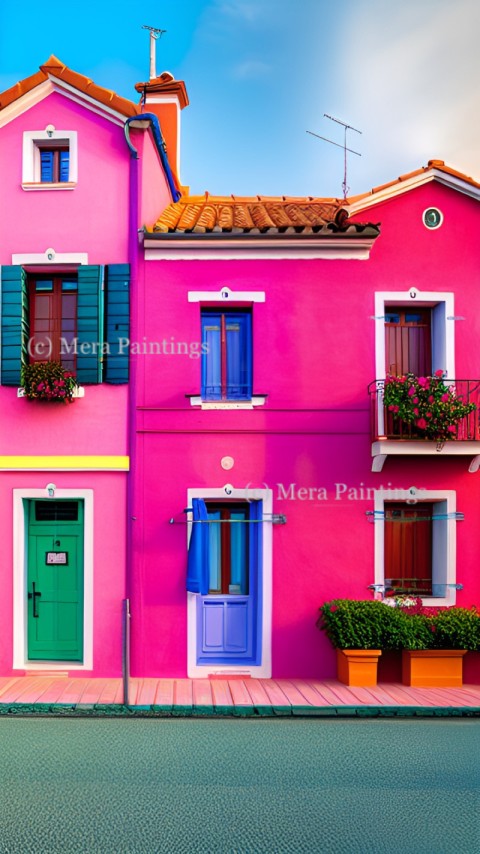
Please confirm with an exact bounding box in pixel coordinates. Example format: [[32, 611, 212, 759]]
[[122, 598, 131, 706], [149, 31, 156, 80]]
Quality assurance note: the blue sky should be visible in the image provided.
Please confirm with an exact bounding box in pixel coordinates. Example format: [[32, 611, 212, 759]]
[[1, 0, 479, 198]]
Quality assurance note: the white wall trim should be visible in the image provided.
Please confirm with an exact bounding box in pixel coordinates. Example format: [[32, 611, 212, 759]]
[[145, 238, 377, 262], [22, 129, 78, 185], [374, 488, 457, 607], [13, 488, 94, 671], [375, 289, 455, 380], [11, 251, 88, 266], [188, 286, 265, 303], [187, 485, 273, 678]]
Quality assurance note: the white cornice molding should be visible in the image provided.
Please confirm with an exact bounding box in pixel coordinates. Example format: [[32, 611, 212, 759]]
[[144, 236, 378, 261], [348, 169, 480, 214]]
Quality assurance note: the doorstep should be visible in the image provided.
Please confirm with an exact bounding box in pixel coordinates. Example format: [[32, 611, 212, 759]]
[[0, 675, 479, 717]]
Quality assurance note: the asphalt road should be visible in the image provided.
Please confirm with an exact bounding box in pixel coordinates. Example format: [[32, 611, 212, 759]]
[[0, 717, 478, 853]]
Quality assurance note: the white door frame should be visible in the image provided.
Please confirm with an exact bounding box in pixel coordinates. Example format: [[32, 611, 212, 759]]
[[187, 485, 273, 678], [13, 488, 94, 671]]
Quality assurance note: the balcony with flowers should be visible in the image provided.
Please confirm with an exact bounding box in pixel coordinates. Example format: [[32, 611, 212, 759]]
[[368, 370, 480, 471]]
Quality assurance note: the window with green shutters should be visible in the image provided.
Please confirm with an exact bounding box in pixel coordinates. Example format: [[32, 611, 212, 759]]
[[0, 264, 130, 386]]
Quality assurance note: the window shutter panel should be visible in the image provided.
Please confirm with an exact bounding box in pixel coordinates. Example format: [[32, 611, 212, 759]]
[[1, 266, 28, 386], [187, 498, 210, 595], [76, 265, 103, 384], [40, 150, 54, 182], [59, 150, 70, 182], [201, 313, 221, 399], [226, 312, 252, 399], [105, 264, 130, 384]]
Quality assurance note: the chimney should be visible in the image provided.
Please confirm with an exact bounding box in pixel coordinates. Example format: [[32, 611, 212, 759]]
[[135, 72, 189, 184]]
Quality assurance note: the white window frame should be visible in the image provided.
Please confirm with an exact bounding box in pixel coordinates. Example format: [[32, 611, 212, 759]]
[[375, 289, 455, 381], [187, 485, 272, 678], [374, 488, 457, 607], [13, 488, 93, 671], [22, 130, 78, 190]]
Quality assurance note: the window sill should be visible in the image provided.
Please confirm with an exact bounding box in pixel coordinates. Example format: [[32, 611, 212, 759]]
[[187, 395, 267, 410], [17, 386, 85, 399], [21, 182, 76, 191]]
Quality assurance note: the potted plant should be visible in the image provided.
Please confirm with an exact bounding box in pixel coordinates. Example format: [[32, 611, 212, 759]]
[[317, 599, 405, 686], [20, 361, 78, 403], [382, 370, 476, 441], [387, 597, 480, 687]]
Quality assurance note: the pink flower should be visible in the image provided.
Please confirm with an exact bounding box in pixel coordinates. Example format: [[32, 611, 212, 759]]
[[441, 393, 449, 402], [408, 386, 416, 396], [330, 605, 338, 612], [435, 369, 444, 377], [413, 408, 419, 415], [416, 418, 427, 429], [417, 377, 427, 387], [447, 425, 457, 433], [37, 382, 45, 391], [413, 397, 419, 404], [426, 412, 432, 418], [428, 395, 434, 403]]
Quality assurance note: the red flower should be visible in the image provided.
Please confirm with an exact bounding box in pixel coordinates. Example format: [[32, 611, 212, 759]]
[[408, 386, 416, 396], [413, 408, 419, 415], [441, 393, 449, 402], [330, 605, 338, 612], [428, 395, 434, 403], [416, 418, 427, 429], [435, 369, 444, 377], [417, 377, 427, 387]]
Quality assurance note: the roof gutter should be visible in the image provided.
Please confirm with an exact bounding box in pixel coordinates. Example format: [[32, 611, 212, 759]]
[[124, 114, 181, 203]]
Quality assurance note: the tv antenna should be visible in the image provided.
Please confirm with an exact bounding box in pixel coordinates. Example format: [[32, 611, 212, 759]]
[[307, 114, 362, 199], [142, 25, 167, 80]]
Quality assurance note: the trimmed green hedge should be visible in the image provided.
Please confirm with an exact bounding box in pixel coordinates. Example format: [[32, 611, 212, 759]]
[[317, 600, 480, 651]]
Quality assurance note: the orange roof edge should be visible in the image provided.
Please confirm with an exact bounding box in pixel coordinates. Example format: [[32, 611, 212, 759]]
[[348, 159, 480, 204], [0, 55, 139, 117]]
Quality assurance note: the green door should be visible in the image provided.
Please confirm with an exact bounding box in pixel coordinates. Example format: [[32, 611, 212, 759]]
[[27, 500, 84, 661]]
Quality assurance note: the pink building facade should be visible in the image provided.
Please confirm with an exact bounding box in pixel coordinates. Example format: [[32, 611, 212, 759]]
[[132, 151, 480, 682], [2, 58, 480, 684], [0, 58, 175, 678]]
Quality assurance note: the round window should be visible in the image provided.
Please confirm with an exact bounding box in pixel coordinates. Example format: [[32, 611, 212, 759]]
[[423, 207, 443, 229]]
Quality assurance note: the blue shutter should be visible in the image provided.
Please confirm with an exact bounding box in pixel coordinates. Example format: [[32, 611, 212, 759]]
[[76, 266, 102, 384], [105, 264, 130, 384], [187, 498, 210, 595], [59, 150, 70, 182], [201, 313, 221, 399], [226, 312, 252, 399], [40, 150, 54, 182], [1, 266, 28, 386]]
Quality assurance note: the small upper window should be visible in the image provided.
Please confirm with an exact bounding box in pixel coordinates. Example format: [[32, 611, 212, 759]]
[[201, 309, 252, 401], [22, 129, 77, 190], [38, 145, 70, 183], [423, 208, 443, 229]]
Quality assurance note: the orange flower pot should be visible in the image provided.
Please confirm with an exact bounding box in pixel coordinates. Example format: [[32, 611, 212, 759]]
[[337, 649, 382, 686], [402, 649, 467, 687]]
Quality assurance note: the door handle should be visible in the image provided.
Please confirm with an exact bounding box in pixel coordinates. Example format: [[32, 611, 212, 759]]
[[28, 582, 42, 618]]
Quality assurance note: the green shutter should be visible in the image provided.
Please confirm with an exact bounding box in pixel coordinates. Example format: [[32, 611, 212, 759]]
[[105, 264, 130, 384], [76, 265, 103, 384], [1, 265, 28, 386]]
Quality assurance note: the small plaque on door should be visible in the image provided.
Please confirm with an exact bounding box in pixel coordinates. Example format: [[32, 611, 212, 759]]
[[46, 552, 68, 565]]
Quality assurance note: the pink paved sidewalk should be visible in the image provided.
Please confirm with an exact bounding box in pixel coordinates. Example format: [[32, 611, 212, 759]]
[[0, 675, 479, 714]]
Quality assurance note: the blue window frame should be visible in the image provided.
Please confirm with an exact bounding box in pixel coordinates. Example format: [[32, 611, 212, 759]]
[[201, 310, 252, 400], [39, 148, 70, 182]]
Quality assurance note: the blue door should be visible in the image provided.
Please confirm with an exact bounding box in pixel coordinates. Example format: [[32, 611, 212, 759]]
[[188, 500, 262, 666]]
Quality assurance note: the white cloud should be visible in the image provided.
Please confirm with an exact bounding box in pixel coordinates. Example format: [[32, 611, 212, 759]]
[[339, 0, 480, 186], [232, 59, 272, 79]]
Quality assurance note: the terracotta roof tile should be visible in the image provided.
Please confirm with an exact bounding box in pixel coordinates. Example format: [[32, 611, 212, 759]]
[[0, 54, 139, 117], [149, 193, 350, 235]]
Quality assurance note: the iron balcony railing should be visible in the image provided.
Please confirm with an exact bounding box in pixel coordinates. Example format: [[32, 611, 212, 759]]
[[368, 379, 480, 442]]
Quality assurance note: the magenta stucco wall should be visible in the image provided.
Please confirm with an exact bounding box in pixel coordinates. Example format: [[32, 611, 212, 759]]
[[131, 180, 480, 681]]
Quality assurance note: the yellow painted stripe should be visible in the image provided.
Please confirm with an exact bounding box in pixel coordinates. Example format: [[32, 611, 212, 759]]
[[0, 456, 129, 471]]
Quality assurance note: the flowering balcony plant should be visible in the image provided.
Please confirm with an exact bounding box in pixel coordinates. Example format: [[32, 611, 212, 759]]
[[382, 370, 476, 441], [21, 361, 78, 403]]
